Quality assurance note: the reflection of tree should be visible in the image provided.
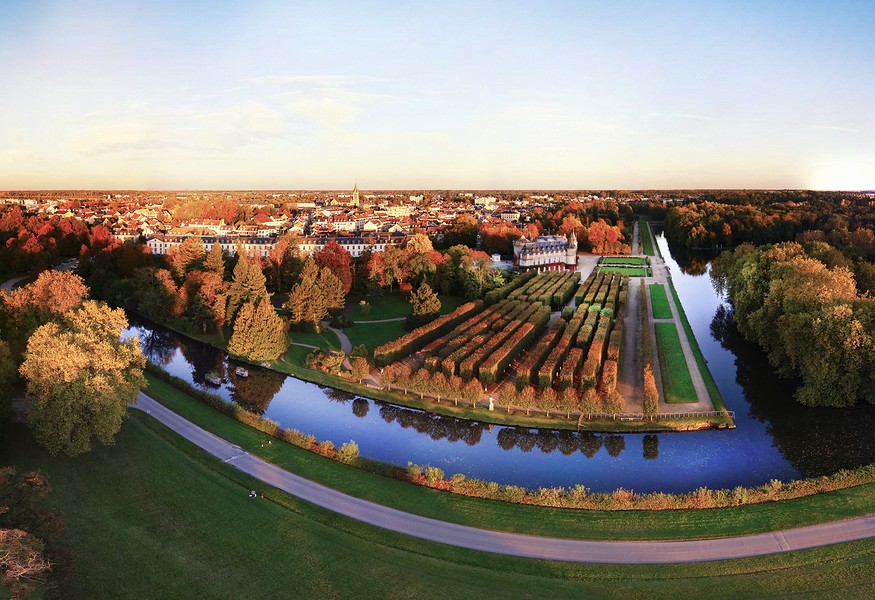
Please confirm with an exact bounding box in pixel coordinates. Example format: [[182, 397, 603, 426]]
[[138, 326, 178, 366], [352, 398, 369, 418], [373, 402, 486, 447], [711, 304, 875, 476], [536, 430, 559, 454], [178, 336, 224, 386], [603, 434, 625, 458], [229, 367, 285, 415], [378, 402, 398, 424], [496, 428, 518, 451], [579, 432, 602, 458], [643, 434, 658, 460], [557, 431, 578, 456], [666, 242, 716, 276], [325, 388, 356, 404], [517, 430, 536, 453]]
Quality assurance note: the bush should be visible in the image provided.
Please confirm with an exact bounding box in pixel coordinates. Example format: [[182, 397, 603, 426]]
[[337, 440, 360, 463]]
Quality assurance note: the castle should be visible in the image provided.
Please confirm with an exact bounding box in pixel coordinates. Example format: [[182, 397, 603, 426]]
[[512, 233, 578, 272]]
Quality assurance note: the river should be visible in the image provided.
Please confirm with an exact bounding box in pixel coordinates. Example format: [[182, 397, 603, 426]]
[[124, 232, 875, 493]]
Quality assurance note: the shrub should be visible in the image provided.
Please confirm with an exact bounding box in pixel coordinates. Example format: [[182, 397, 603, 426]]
[[337, 440, 360, 463]]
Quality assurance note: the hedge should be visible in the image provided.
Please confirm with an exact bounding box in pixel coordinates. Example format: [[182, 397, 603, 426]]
[[515, 321, 566, 390], [600, 359, 618, 393], [374, 300, 482, 365], [557, 347, 584, 390], [485, 270, 535, 305]]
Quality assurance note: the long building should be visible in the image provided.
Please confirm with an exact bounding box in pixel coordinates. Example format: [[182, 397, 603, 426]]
[[145, 232, 408, 259]]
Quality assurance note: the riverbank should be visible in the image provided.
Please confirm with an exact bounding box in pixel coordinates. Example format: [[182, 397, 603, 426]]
[[137, 313, 733, 433]]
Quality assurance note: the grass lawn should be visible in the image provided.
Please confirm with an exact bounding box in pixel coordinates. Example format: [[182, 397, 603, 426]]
[[140, 373, 875, 541], [667, 279, 728, 412], [599, 266, 650, 277], [649, 284, 673, 319], [601, 257, 648, 265], [288, 328, 340, 350], [348, 292, 464, 321], [640, 220, 655, 256], [344, 320, 407, 353], [4, 416, 874, 599], [654, 322, 698, 404]]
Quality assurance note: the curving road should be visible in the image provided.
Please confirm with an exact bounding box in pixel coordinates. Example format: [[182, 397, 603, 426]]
[[131, 392, 875, 564]]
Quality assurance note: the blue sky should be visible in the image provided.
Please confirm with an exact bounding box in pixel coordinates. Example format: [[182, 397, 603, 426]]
[[1, 0, 873, 189]]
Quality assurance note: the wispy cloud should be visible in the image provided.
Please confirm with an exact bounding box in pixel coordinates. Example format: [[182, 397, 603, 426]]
[[813, 124, 857, 133]]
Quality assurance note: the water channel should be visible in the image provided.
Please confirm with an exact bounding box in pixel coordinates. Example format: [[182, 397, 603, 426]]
[[124, 232, 875, 493]]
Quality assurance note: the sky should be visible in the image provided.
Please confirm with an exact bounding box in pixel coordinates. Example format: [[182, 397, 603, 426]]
[[1, 0, 874, 190]]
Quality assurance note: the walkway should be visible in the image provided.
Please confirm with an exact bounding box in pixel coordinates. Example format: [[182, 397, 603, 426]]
[[0, 275, 29, 291], [352, 316, 407, 324], [132, 392, 875, 564]]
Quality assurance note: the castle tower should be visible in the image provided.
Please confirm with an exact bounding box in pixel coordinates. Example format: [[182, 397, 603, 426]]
[[566, 231, 578, 269]]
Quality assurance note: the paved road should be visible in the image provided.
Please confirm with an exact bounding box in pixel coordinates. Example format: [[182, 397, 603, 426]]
[[132, 392, 875, 564], [0, 275, 29, 291]]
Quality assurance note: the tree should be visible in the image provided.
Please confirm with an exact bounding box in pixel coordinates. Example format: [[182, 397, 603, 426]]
[[204, 241, 225, 275], [605, 389, 625, 417], [580, 387, 600, 417], [643, 363, 659, 417], [0, 528, 52, 598], [228, 298, 287, 362], [518, 385, 536, 415], [225, 254, 269, 323], [285, 257, 345, 330], [168, 236, 205, 281], [381, 244, 408, 291], [19, 301, 146, 456], [410, 283, 441, 318], [559, 388, 578, 418], [541, 387, 557, 417], [315, 240, 353, 293], [462, 379, 482, 407], [380, 364, 397, 388], [351, 357, 370, 382]]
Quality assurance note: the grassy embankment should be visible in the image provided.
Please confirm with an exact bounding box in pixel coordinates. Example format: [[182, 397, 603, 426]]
[[667, 278, 728, 412], [3, 416, 874, 600], [598, 266, 650, 277], [649, 284, 673, 319], [140, 373, 875, 538], [654, 322, 698, 404]]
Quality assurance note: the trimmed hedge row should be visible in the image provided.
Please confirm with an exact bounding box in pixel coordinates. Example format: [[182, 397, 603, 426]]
[[514, 321, 566, 390], [574, 271, 599, 305], [374, 300, 483, 366], [557, 346, 584, 391], [484, 270, 536, 305], [538, 312, 587, 389], [421, 303, 501, 355], [459, 303, 544, 381], [478, 305, 551, 384], [600, 359, 618, 393]]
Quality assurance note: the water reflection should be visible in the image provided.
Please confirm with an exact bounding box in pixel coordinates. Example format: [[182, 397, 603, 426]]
[[229, 367, 285, 415], [643, 434, 658, 460]]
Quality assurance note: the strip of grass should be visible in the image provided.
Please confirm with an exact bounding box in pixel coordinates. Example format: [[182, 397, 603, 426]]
[[3, 417, 874, 599], [640, 219, 655, 256], [288, 328, 340, 350], [649, 284, 673, 319], [667, 278, 728, 412], [349, 292, 464, 321], [598, 266, 650, 277], [601, 257, 648, 265], [139, 372, 875, 542], [654, 322, 698, 404], [344, 319, 407, 353]]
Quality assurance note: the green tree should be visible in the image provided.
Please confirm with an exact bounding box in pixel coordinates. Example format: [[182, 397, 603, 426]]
[[204, 241, 225, 274], [228, 298, 287, 362], [605, 389, 625, 417], [580, 387, 600, 417], [285, 257, 346, 330], [226, 254, 269, 323], [19, 301, 146, 456], [351, 357, 370, 382], [169, 236, 205, 281], [410, 283, 441, 318]]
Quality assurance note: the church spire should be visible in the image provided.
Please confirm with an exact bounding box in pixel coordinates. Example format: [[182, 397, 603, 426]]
[[352, 181, 360, 207]]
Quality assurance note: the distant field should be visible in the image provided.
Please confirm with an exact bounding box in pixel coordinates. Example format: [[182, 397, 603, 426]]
[[649, 284, 673, 319], [599, 266, 650, 277], [654, 322, 698, 403], [349, 292, 464, 321], [601, 256, 648, 265]]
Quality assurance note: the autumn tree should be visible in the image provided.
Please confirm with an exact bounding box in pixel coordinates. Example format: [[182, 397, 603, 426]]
[[228, 298, 287, 362], [204, 241, 225, 275], [315, 240, 353, 293], [518, 385, 536, 415], [351, 357, 370, 382], [168, 236, 205, 281], [19, 301, 146, 456], [580, 387, 600, 417], [409, 283, 441, 326], [605, 389, 625, 417]]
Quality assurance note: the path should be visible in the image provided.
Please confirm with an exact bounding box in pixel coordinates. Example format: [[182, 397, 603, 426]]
[[352, 317, 407, 324], [132, 392, 875, 564], [1, 275, 29, 291], [617, 277, 643, 409]]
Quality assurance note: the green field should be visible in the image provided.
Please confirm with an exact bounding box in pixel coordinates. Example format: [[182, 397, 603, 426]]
[[601, 257, 648, 265], [598, 266, 650, 277], [667, 279, 728, 412], [349, 292, 464, 321], [344, 319, 407, 353], [640, 220, 655, 256], [649, 284, 673, 319], [654, 322, 698, 403], [288, 328, 340, 350]]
